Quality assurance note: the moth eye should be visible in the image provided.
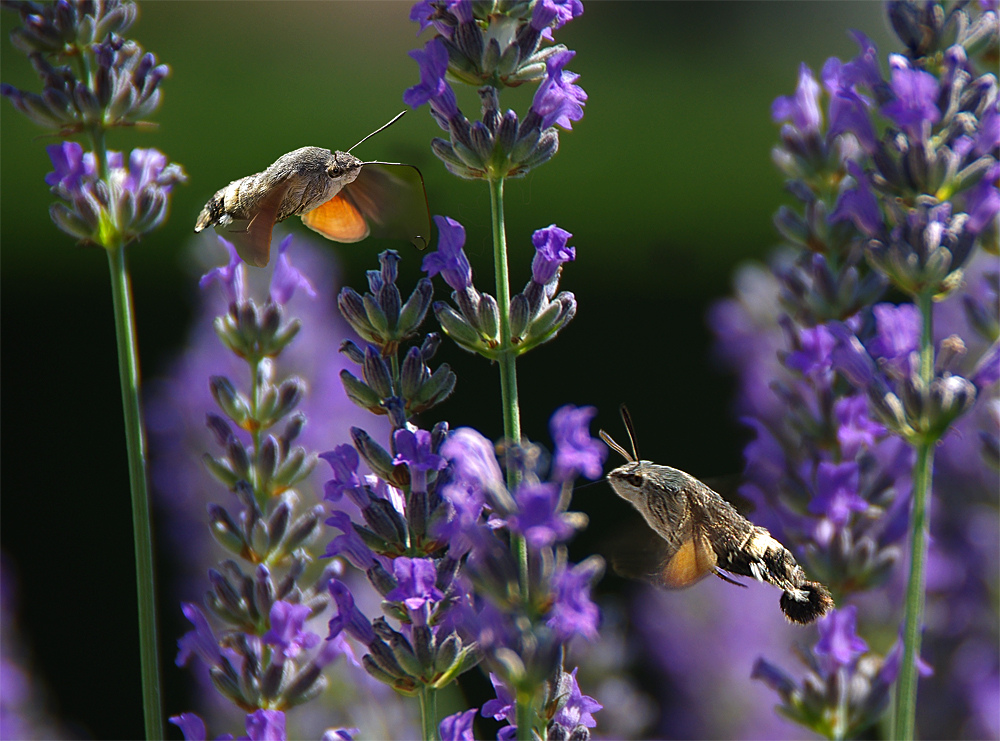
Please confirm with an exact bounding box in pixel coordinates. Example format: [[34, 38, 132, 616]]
[[327, 166, 343, 178], [625, 473, 644, 488]]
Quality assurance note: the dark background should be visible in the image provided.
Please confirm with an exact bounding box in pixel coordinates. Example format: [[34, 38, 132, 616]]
[[0, 2, 893, 738]]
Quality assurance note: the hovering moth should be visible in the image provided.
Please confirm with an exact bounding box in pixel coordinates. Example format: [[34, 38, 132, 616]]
[[600, 406, 834, 624], [194, 112, 431, 267]]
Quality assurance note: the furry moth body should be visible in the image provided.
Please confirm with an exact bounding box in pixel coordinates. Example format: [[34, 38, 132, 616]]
[[601, 408, 833, 624], [194, 113, 430, 267]]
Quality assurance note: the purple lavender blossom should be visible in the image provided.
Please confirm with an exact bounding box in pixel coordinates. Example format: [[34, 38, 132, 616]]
[[809, 461, 867, 532], [481, 672, 516, 725], [552, 668, 602, 730], [328, 580, 376, 646], [422, 216, 473, 291], [320, 445, 368, 509], [814, 606, 869, 669], [881, 56, 941, 139], [549, 404, 605, 481], [530, 225, 576, 285], [547, 559, 601, 641], [324, 511, 377, 570], [404, 38, 459, 122], [270, 235, 316, 304], [440, 427, 504, 492], [530, 49, 587, 131], [262, 601, 320, 661], [772, 63, 822, 135], [176, 603, 224, 669], [392, 428, 446, 473], [241, 710, 286, 741], [830, 161, 883, 236], [509, 482, 573, 549], [385, 557, 443, 622], [867, 303, 920, 379], [169, 712, 207, 740], [966, 162, 1000, 235], [438, 708, 477, 741], [199, 237, 247, 305]]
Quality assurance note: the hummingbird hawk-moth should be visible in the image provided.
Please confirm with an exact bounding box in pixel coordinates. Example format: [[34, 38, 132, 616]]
[[194, 112, 431, 267], [600, 406, 834, 625]]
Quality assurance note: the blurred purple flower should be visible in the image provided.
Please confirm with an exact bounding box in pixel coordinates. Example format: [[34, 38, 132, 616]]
[[438, 708, 477, 741], [868, 302, 920, 379], [481, 672, 516, 725], [320, 445, 367, 509], [169, 713, 207, 741], [324, 511, 377, 570], [422, 216, 473, 291], [552, 668, 602, 730], [199, 237, 247, 305], [547, 558, 601, 642], [881, 56, 940, 139], [772, 63, 822, 135], [834, 394, 885, 458], [176, 602, 224, 669], [550, 404, 605, 481], [814, 605, 868, 669], [441, 427, 504, 492], [965, 162, 1000, 235], [262, 601, 320, 661], [509, 482, 573, 549], [242, 709, 286, 741], [809, 461, 866, 527], [831, 161, 883, 236], [270, 235, 316, 305], [785, 324, 837, 380], [327, 579, 376, 646]]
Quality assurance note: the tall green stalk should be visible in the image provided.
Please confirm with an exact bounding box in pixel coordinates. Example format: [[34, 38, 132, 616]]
[[419, 686, 439, 741], [488, 175, 536, 741], [892, 289, 936, 741], [107, 243, 164, 740]]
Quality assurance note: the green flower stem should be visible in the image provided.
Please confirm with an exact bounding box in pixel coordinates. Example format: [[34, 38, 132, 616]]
[[516, 689, 536, 741], [107, 243, 164, 741], [419, 685, 439, 741], [892, 289, 936, 741], [488, 176, 529, 590]]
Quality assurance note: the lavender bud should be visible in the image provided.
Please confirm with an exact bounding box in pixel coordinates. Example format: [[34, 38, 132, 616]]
[[398, 278, 434, 337], [412, 625, 435, 673], [362, 654, 402, 688], [363, 346, 393, 399], [340, 370, 384, 414], [208, 504, 246, 555], [366, 561, 398, 596], [48, 202, 93, 240], [339, 339, 367, 365], [400, 346, 427, 400], [282, 505, 323, 553], [272, 448, 316, 491], [481, 37, 502, 77], [410, 364, 457, 413], [362, 498, 407, 545], [266, 499, 292, 546], [258, 435, 278, 484], [351, 427, 396, 480], [208, 568, 245, 618], [259, 659, 289, 701], [433, 302, 486, 352], [476, 292, 500, 343], [509, 293, 530, 339], [433, 634, 461, 677], [363, 294, 390, 336], [368, 638, 412, 680], [253, 564, 275, 619], [338, 288, 376, 339], [431, 138, 482, 179], [282, 665, 326, 708]]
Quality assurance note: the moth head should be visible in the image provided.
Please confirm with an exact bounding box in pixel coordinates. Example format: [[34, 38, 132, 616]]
[[326, 151, 364, 183], [605, 461, 650, 506]]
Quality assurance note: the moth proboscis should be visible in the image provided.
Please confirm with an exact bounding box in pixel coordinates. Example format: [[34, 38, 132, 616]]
[[194, 111, 431, 267], [600, 405, 834, 625]]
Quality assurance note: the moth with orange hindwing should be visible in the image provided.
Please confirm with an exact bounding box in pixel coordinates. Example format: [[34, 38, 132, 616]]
[[600, 406, 834, 624], [195, 112, 431, 267]]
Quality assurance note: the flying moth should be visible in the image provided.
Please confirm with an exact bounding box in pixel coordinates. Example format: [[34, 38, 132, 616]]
[[194, 111, 431, 267], [600, 406, 834, 624]]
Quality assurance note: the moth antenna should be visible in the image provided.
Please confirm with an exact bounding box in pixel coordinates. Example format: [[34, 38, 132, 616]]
[[599, 429, 633, 463], [619, 404, 640, 462], [348, 111, 407, 153]]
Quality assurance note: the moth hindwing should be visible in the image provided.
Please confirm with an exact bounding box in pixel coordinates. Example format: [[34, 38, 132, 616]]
[[600, 406, 834, 624]]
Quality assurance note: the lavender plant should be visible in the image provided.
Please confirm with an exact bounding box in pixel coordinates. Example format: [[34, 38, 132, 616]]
[[1, 1, 185, 736], [711, 1, 998, 738], [168, 236, 364, 741]]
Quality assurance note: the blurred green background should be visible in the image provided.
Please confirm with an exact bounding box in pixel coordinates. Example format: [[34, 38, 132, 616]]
[[1, 2, 894, 738]]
